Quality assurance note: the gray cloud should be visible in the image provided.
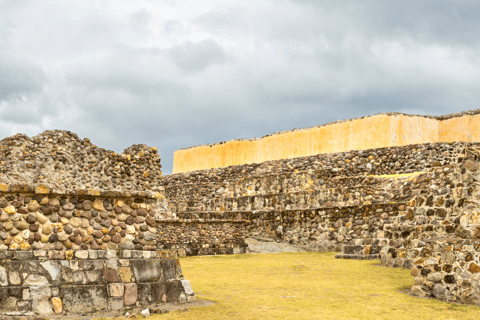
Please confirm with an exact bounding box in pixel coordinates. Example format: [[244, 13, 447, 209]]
[[0, 0, 479, 173], [167, 38, 227, 72]]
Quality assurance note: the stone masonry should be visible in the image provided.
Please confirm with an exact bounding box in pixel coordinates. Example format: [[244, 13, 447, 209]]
[[0, 130, 195, 316], [163, 125, 480, 306]]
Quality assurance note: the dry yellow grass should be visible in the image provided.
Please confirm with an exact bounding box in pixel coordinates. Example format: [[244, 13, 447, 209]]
[[133, 252, 480, 320]]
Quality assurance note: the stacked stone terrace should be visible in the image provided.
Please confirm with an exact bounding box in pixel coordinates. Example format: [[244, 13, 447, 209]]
[[163, 140, 480, 305], [0, 130, 194, 316], [162, 142, 462, 251]]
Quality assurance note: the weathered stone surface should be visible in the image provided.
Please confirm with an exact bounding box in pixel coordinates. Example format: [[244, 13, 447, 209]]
[[60, 285, 108, 313], [124, 283, 138, 306], [109, 297, 124, 311], [103, 269, 120, 283], [131, 259, 162, 282], [51, 297, 63, 315], [464, 159, 478, 171], [109, 283, 124, 297], [118, 267, 133, 282]]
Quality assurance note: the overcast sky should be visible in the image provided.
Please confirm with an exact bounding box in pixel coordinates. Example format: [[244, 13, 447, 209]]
[[1, 0, 479, 173]]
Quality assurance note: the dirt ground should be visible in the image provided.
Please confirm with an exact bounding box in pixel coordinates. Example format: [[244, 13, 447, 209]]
[[246, 237, 305, 254]]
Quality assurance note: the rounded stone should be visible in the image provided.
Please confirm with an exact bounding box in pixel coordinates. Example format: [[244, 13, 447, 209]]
[[70, 217, 81, 228], [90, 240, 101, 250], [42, 224, 53, 235], [35, 213, 47, 224], [4, 206, 16, 215], [40, 206, 53, 215], [58, 233, 69, 241], [83, 235, 93, 244], [83, 200, 92, 210], [111, 234, 121, 243], [92, 231, 103, 239], [40, 235, 49, 243], [3, 220, 13, 231], [15, 221, 29, 230], [29, 224, 39, 232], [81, 211, 92, 219], [74, 236, 83, 246], [17, 207, 28, 214], [48, 234, 58, 243], [81, 219, 90, 229], [64, 240, 72, 249], [92, 200, 104, 211], [62, 202, 75, 211], [49, 198, 60, 206], [26, 214, 37, 224], [101, 220, 112, 228], [34, 233, 41, 241], [64, 226, 73, 234], [27, 202, 40, 212], [125, 216, 135, 225]]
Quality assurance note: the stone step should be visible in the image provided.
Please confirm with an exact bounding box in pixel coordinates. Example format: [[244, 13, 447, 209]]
[[341, 245, 382, 255], [334, 253, 380, 260]]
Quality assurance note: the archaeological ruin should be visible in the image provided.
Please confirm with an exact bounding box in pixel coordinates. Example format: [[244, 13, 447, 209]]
[[2, 109, 480, 315], [165, 109, 480, 306], [0, 131, 194, 316]]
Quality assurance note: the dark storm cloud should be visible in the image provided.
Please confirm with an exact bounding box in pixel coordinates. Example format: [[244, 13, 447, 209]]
[[0, 0, 479, 173]]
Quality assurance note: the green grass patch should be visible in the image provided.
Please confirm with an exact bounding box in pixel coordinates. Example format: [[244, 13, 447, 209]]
[[146, 253, 480, 319]]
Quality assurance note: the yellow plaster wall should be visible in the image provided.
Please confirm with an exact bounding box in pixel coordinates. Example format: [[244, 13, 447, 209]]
[[172, 113, 480, 174]]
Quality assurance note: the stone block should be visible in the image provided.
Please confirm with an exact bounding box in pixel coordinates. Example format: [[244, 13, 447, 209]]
[[131, 259, 162, 282], [124, 283, 137, 306], [109, 297, 124, 311], [17, 300, 32, 312], [109, 283, 124, 297], [103, 269, 120, 283], [86, 270, 103, 283], [60, 285, 108, 313], [181, 280, 194, 295], [162, 260, 176, 280], [8, 287, 23, 299], [30, 285, 53, 315], [48, 251, 65, 260], [0, 266, 7, 286], [152, 282, 166, 304], [166, 281, 184, 303], [137, 283, 153, 305], [118, 267, 133, 282], [51, 297, 63, 314]]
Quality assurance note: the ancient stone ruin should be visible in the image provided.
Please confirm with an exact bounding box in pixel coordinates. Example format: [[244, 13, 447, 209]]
[[0, 130, 194, 316], [162, 109, 480, 306], [4, 109, 480, 315]]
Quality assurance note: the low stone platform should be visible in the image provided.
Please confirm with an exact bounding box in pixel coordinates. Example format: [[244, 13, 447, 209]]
[[0, 250, 195, 316]]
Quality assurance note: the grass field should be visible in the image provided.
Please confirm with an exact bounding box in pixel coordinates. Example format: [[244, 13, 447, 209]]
[[140, 252, 480, 320]]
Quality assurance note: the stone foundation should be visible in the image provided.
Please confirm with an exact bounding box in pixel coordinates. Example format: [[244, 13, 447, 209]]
[[0, 250, 194, 316]]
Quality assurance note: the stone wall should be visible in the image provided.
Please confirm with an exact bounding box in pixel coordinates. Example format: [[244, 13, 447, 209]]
[[0, 130, 197, 316], [162, 142, 464, 252], [172, 109, 480, 173], [0, 249, 193, 316], [162, 139, 480, 306], [0, 191, 160, 252]]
